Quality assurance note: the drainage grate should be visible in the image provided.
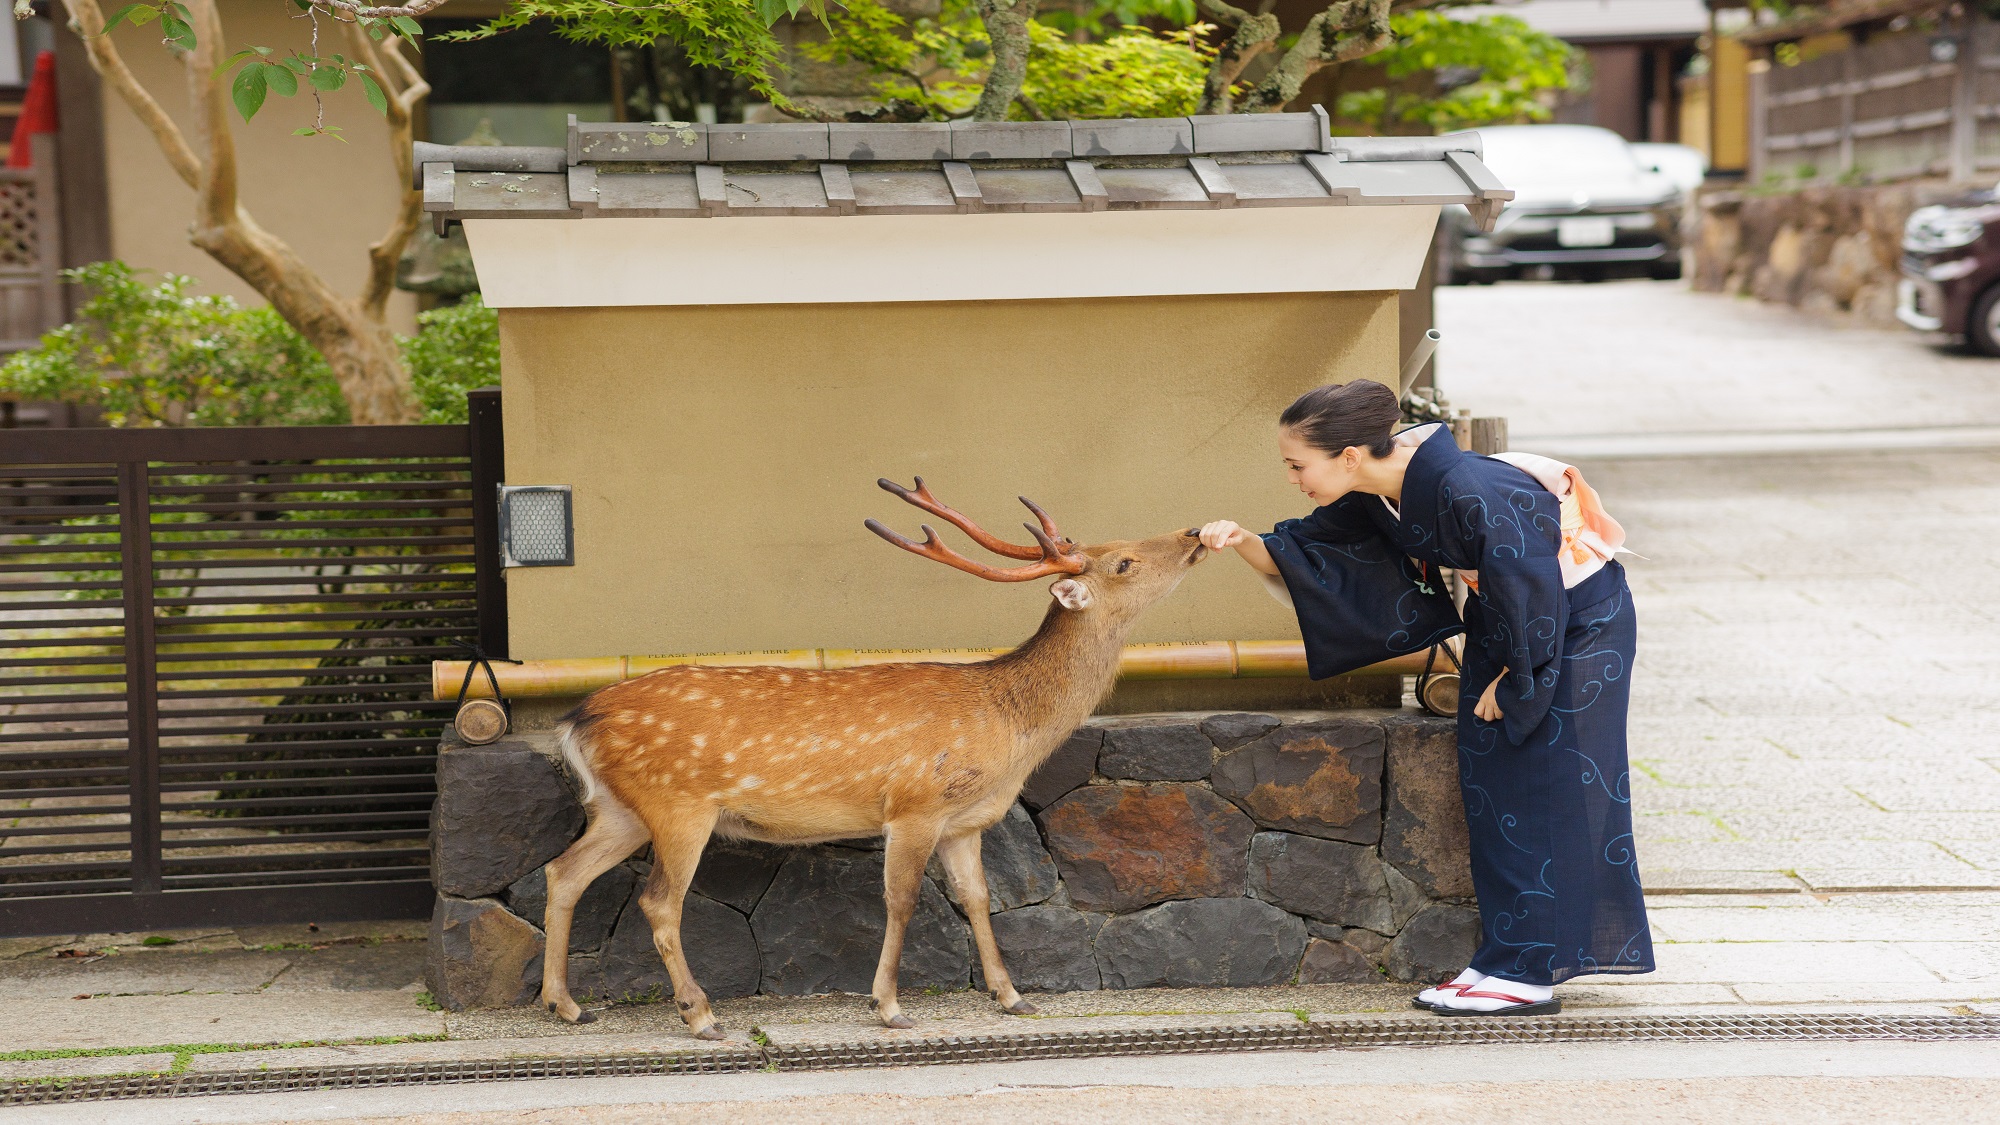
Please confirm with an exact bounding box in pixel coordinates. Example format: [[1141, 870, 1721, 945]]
[[5, 1014, 1996, 1107]]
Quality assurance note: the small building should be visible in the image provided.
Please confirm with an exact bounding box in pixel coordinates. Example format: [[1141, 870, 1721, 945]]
[[418, 113, 1510, 712]]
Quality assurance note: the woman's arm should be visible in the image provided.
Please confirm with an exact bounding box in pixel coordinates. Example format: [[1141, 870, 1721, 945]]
[[1198, 520, 1277, 576]]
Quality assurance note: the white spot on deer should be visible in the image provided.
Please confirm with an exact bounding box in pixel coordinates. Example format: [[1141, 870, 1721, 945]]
[[640, 714, 656, 726], [738, 775, 763, 789], [691, 734, 708, 750], [723, 751, 736, 763], [778, 673, 792, 684], [685, 690, 704, 702]]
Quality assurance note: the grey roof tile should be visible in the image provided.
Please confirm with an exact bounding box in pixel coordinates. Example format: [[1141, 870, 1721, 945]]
[[849, 169, 959, 213], [951, 120, 1073, 160], [969, 167, 1081, 212], [1071, 118, 1194, 157], [569, 122, 707, 163], [706, 123, 832, 162], [1190, 112, 1324, 154], [830, 121, 952, 161], [1096, 166, 1210, 209]]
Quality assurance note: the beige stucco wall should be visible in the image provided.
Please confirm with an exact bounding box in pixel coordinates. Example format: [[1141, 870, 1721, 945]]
[[98, 0, 416, 332], [498, 291, 1400, 660]]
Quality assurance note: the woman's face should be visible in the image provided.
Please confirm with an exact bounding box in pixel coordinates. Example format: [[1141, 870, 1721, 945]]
[[1279, 427, 1360, 507]]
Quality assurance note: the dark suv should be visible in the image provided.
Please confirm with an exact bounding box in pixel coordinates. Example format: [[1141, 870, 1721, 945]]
[[1899, 186, 2000, 355]]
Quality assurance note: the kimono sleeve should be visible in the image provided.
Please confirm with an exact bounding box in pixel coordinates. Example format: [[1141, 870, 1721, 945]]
[[1451, 476, 1568, 746], [1261, 496, 1462, 681]]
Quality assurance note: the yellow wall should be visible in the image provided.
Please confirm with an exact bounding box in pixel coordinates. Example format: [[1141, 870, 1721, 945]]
[[98, 0, 416, 331], [497, 292, 1401, 660]]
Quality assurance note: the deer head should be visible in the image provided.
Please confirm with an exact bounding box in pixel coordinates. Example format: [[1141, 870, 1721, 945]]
[[864, 477, 1208, 620]]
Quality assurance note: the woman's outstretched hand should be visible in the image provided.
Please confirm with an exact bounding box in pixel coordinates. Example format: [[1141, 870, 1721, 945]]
[[1198, 520, 1253, 551], [1199, 520, 1279, 576], [1473, 671, 1506, 722]]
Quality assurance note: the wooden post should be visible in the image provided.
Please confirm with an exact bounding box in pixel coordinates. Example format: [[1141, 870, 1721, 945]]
[[1951, 11, 1979, 184], [30, 133, 63, 338], [468, 386, 510, 659], [1748, 59, 1768, 183], [1837, 49, 1856, 179], [1471, 416, 1508, 455]]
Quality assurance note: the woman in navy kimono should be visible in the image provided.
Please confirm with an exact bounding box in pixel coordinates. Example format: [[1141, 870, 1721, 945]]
[[1199, 380, 1652, 1016]]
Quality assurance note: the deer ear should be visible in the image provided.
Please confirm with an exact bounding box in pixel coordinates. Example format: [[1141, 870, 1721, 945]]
[[1050, 578, 1093, 611]]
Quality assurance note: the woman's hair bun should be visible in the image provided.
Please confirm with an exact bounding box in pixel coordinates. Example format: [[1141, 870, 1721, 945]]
[[1280, 381, 1400, 459]]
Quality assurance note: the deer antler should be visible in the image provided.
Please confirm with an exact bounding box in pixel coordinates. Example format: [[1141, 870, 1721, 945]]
[[867, 478, 1085, 582]]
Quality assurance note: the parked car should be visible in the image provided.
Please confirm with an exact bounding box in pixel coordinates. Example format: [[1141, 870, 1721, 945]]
[[1438, 125, 1685, 285], [1631, 142, 1709, 196], [1898, 185, 2000, 356]]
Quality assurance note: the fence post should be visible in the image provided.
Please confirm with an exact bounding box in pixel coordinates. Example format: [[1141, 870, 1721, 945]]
[[1951, 12, 1979, 183], [29, 133, 63, 337], [467, 386, 509, 658], [1837, 49, 1855, 179], [116, 459, 161, 897]]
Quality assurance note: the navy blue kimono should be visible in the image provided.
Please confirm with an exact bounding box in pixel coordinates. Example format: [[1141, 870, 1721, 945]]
[[1264, 424, 1653, 985]]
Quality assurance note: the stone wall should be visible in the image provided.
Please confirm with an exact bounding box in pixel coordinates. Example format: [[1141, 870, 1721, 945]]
[[424, 710, 1476, 1011], [1694, 180, 1962, 324]]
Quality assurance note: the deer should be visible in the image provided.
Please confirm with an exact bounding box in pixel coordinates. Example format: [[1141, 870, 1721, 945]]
[[537, 478, 1211, 1040]]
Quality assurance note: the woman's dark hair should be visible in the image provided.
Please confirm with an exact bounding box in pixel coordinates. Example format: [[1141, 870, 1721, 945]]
[[1279, 380, 1401, 459]]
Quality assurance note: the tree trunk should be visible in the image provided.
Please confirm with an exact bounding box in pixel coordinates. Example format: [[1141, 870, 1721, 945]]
[[973, 0, 1039, 122], [60, 0, 422, 424]]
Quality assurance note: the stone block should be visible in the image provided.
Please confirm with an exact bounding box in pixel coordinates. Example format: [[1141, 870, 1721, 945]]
[[1094, 898, 1306, 989], [1382, 714, 1473, 898], [706, 123, 831, 162], [1385, 904, 1481, 984], [425, 894, 543, 1011], [432, 739, 585, 899], [1096, 717, 1213, 782], [989, 904, 1105, 992], [1200, 712, 1281, 750], [951, 120, 1073, 160], [1305, 920, 1344, 943], [691, 840, 786, 914], [504, 863, 637, 953], [1070, 118, 1193, 157], [749, 848, 969, 995], [1190, 112, 1322, 154], [1247, 831, 1392, 932], [830, 122, 952, 161], [1343, 928, 1389, 956], [1210, 718, 1384, 845], [1297, 937, 1380, 984], [1039, 783, 1254, 913], [1384, 862, 1427, 932], [591, 886, 760, 1002], [1020, 728, 1101, 811], [930, 802, 1057, 913]]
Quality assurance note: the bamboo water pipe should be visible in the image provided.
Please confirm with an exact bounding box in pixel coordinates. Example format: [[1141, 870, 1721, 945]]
[[432, 640, 1456, 701]]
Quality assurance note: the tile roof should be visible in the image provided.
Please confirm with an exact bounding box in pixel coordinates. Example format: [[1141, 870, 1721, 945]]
[[415, 111, 1512, 233]]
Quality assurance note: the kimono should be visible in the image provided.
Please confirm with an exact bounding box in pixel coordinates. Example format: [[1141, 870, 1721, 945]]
[[1263, 423, 1653, 985]]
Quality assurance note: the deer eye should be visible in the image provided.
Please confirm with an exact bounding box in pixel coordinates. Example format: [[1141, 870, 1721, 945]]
[[1116, 559, 1133, 575]]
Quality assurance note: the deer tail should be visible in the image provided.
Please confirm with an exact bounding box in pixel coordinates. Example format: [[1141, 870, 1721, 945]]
[[556, 716, 601, 808]]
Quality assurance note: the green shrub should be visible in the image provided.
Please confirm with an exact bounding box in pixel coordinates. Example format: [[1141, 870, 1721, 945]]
[[0, 262, 348, 427], [0, 262, 501, 427]]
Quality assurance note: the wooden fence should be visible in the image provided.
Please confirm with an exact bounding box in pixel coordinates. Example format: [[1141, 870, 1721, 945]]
[[1753, 16, 2000, 184]]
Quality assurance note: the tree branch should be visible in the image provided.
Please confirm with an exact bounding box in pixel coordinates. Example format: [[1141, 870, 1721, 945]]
[[1196, 0, 1282, 114], [59, 0, 203, 189], [1239, 0, 1394, 112], [972, 0, 1038, 122], [354, 28, 430, 319]]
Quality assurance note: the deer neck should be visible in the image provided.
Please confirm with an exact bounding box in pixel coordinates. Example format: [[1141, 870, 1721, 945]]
[[983, 603, 1136, 772]]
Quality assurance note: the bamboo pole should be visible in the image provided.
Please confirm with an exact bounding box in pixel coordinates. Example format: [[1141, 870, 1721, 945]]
[[433, 639, 1456, 700]]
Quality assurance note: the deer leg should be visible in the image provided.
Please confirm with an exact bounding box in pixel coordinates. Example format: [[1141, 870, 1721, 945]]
[[540, 796, 648, 1024], [935, 829, 1036, 1015], [635, 806, 725, 1040], [869, 821, 940, 1029]]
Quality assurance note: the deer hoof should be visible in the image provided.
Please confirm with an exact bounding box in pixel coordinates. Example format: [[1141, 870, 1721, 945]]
[[1003, 999, 1038, 1016], [574, 1009, 597, 1025], [692, 1024, 726, 1041], [885, 1014, 915, 1030]]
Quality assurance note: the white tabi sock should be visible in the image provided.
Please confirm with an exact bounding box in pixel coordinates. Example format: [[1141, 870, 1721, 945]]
[[1439, 976, 1554, 1012], [1416, 968, 1486, 1007]]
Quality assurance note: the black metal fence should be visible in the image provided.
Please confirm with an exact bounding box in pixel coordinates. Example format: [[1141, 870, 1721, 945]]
[[0, 410, 503, 937]]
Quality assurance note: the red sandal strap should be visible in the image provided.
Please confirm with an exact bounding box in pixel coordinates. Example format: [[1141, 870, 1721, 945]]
[[1456, 988, 1541, 1005]]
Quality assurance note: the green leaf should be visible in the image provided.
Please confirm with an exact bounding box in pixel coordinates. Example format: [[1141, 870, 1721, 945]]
[[754, 0, 789, 26], [166, 2, 191, 20], [261, 60, 298, 97], [230, 62, 268, 122], [308, 65, 345, 92], [213, 48, 257, 76], [786, 0, 804, 16], [97, 3, 153, 34], [159, 16, 196, 51], [358, 72, 388, 115], [281, 55, 312, 74], [389, 15, 423, 42]]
